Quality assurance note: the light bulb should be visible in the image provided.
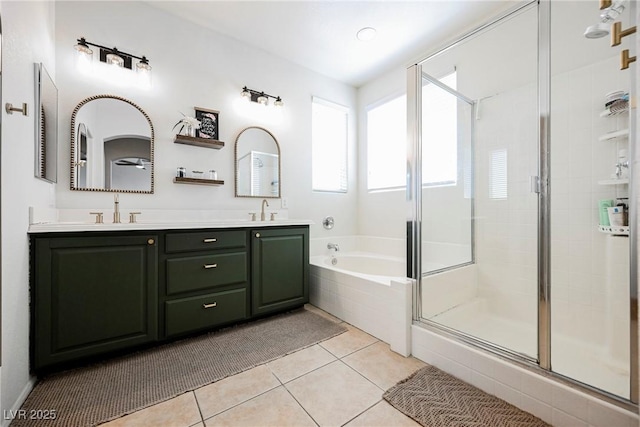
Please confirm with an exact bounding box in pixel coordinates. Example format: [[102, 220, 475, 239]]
[[136, 57, 152, 88], [241, 87, 252, 102], [106, 50, 125, 67]]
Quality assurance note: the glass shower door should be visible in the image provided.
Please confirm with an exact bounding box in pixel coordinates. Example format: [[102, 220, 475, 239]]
[[549, 0, 634, 399], [414, 4, 540, 360]]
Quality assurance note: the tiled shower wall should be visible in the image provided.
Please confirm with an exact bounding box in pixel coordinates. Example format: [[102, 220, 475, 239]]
[[426, 54, 630, 364], [474, 82, 539, 326], [550, 53, 630, 363]]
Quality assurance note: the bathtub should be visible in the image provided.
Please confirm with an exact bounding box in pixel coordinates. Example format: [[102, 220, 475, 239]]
[[309, 236, 413, 356], [312, 252, 405, 285]]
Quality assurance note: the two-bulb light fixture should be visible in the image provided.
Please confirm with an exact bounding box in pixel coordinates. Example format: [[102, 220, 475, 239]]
[[74, 37, 152, 88], [240, 87, 284, 108]]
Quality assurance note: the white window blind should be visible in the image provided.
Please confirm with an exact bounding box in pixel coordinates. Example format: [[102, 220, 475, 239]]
[[490, 148, 508, 199], [312, 97, 348, 193]]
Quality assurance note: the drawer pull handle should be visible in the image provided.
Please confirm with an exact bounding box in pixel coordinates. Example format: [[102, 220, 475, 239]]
[[203, 302, 217, 309], [204, 263, 218, 269], [203, 238, 217, 243]]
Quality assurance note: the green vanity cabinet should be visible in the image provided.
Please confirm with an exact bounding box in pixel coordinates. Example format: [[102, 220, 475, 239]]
[[162, 229, 250, 338], [30, 224, 309, 371], [251, 227, 309, 316], [32, 234, 158, 370]]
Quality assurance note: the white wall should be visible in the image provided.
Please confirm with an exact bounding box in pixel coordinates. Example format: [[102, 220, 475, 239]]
[[0, 0, 360, 415], [1, 0, 56, 417], [356, 67, 406, 239], [54, 1, 358, 239]]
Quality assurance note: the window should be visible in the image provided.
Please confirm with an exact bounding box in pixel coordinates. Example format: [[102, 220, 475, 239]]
[[490, 148, 508, 199], [366, 71, 458, 191], [421, 71, 458, 185], [312, 97, 348, 192], [367, 94, 407, 191]]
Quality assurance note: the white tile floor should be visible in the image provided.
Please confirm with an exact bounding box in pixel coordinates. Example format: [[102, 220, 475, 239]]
[[100, 306, 424, 427]]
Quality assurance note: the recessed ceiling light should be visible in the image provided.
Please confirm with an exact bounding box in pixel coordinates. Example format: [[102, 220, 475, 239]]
[[356, 27, 377, 42]]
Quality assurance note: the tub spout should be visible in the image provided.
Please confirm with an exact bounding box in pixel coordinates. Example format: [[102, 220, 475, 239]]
[[327, 243, 340, 252]]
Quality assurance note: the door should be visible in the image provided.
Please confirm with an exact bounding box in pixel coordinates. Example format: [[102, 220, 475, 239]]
[[33, 234, 158, 370], [251, 227, 309, 316], [411, 3, 540, 361]]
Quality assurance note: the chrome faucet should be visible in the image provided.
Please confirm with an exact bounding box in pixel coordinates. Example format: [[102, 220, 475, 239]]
[[113, 193, 121, 224], [327, 243, 340, 252], [260, 199, 269, 221], [615, 160, 629, 179]]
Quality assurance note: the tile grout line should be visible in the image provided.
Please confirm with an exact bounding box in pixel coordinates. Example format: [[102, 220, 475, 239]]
[[190, 391, 206, 427], [199, 371, 282, 424], [281, 381, 321, 427], [335, 358, 387, 394], [192, 342, 343, 424], [339, 399, 384, 427], [319, 336, 380, 359], [271, 345, 339, 385]]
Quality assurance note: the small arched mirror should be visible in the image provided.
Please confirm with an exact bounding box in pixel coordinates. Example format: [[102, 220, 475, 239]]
[[71, 95, 154, 193], [235, 126, 280, 198]]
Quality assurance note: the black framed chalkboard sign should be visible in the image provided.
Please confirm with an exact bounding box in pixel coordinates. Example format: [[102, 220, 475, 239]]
[[195, 107, 219, 140]]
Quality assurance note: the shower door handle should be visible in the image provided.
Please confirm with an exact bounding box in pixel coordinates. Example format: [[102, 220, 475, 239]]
[[530, 176, 541, 194]]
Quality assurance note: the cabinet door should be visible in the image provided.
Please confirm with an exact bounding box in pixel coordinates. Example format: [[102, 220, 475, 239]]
[[33, 235, 158, 370], [251, 227, 309, 316]]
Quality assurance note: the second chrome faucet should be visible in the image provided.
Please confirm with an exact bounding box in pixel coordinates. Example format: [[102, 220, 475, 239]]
[[327, 243, 340, 252], [260, 199, 269, 221]]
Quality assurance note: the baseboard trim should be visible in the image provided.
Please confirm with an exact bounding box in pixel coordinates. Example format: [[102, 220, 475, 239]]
[[2, 377, 36, 427]]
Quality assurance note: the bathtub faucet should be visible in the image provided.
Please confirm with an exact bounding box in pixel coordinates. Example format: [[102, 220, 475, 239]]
[[327, 243, 340, 252]]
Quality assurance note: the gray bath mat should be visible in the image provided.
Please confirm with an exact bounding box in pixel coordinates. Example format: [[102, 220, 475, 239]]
[[15, 308, 346, 427], [384, 365, 550, 427]]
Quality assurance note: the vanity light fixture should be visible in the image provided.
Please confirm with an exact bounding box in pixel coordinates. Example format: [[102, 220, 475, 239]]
[[240, 86, 284, 108], [73, 37, 152, 85]]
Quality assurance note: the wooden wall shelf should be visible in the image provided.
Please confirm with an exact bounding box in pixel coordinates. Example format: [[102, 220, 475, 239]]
[[174, 177, 224, 186], [174, 135, 224, 149]]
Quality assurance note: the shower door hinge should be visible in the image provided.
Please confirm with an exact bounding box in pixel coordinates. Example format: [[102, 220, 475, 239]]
[[530, 176, 541, 194]]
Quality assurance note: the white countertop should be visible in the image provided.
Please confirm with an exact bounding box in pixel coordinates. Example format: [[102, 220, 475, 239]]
[[28, 219, 314, 233]]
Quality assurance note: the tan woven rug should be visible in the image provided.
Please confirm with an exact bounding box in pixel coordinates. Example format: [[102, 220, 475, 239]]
[[384, 365, 550, 427], [15, 308, 346, 427]]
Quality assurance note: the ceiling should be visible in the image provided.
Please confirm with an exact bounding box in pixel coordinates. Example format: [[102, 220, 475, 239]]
[[148, 1, 520, 87]]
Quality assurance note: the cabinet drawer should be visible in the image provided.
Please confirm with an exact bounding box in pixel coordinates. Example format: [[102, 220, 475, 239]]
[[166, 230, 246, 253], [165, 288, 247, 337], [166, 252, 247, 295]]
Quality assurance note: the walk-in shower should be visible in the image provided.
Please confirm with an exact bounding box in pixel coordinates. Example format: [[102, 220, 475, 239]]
[[409, 0, 637, 407]]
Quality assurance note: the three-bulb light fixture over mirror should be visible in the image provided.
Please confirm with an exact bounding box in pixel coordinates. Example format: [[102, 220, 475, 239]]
[[74, 37, 152, 88], [241, 87, 284, 108]]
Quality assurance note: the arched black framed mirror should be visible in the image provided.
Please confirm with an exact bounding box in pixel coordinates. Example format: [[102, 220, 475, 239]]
[[70, 95, 154, 193]]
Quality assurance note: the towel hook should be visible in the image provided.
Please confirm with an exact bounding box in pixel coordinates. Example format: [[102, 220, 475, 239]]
[[5, 102, 28, 116]]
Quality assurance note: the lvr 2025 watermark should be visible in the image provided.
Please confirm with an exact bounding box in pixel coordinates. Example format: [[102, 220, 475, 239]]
[[3, 409, 57, 421]]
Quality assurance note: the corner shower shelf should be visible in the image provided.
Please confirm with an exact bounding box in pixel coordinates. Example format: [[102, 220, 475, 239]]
[[173, 177, 224, 186], [599, 100, 629, 117], [598, 129, 629, 142], [598, 178, 629, 185], [174, 135, 225, 149], [598, 225, 629, 236]]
